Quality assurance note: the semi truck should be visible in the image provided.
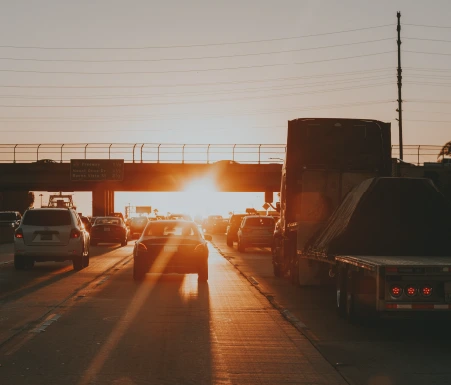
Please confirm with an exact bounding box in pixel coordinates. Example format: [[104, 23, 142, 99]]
[[272, 118, 451, 320]]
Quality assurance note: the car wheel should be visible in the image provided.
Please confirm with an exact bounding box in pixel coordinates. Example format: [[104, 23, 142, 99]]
[[237, 239, 245, 253], [73, 255, 84, 271], [121, 238, 127, 247], [83, 250, 90, 268], [226, 237, 233, 247], [198, 264, 209, 282], [14, 255, 26, 270], [133, 262, 146, 281]]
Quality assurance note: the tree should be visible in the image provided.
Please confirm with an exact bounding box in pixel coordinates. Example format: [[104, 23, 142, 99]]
[[437, 141, 451, 162], [0, 191, 35, 214]]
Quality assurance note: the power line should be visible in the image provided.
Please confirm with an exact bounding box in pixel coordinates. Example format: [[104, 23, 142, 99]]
[[404, 37, 451, 43], [0, 82, 393, 108], [0, 100, 394, 121], [404, 23, 451, 29], [0, 75, 394, 100], [405, 50, 451, 57], [0, 51, 395, 75], [0, 38, 393, 63], [0, 67, 394, 88], [0, 24, 395, 50]]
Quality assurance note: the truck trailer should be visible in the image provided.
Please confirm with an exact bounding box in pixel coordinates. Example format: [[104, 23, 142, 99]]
[[272, 118, 451, 320]]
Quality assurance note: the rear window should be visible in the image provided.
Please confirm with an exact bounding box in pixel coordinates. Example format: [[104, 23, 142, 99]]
[[244, 217, 275, 227], [230, 215, 246, 224], [144, 222, 199, 237], [95, 218, 121, 226], [22, 210, 72, 226], [0, 212, 17, 221]]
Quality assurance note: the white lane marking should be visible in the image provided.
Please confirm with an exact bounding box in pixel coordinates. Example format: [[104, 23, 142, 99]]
[[248, 276, 259, 285], [30, 313, 61, 333], [96, 276, 109, 286]]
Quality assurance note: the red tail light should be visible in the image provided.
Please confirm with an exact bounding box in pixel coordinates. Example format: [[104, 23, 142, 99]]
[[70, 229, 81, 239], [421, 285, 433, 297], [15, 228, 24, 239], [406, 286, 417, 297], [390, 285, 403, 297]]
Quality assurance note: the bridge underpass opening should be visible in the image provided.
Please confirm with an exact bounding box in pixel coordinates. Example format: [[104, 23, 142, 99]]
[[115, 190, 276, 220]]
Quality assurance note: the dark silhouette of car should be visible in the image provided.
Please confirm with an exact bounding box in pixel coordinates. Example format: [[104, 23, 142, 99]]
[[129, 216, 149, 239], [237, 215, 275, 252], [133, 220, 212, 281], [90, 217, 129, 246], [226, 213, 248, 246]]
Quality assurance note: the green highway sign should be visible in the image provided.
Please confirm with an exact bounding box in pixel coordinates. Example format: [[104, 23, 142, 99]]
[[70, 159, 124, 181]]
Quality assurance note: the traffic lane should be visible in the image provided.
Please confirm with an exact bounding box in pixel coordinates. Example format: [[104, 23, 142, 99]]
[[212, 235, 451, 385], [0, 242, 13, 264], [0, 243, 133, 350], [0, 244, 347, 385], [0, 242, 132, 300]]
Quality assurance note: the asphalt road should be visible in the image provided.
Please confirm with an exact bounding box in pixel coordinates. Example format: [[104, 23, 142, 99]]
[[2, 236, 450, 385], [0, 240, 345, 385], [211, 234, 451, 385]]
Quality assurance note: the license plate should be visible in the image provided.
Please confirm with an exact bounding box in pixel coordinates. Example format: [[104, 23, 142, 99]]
[[41, 234, 52, 240], [104, 228, 110, 232], [164, 245, 178, 253]]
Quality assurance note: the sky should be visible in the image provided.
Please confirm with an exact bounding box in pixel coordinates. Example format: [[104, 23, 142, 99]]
[[2, 1, 451, 215]]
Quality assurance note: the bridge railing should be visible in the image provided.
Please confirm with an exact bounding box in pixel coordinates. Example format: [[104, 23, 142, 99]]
[[0, 143, 443, 165], [0, 143, 287, 164], [391, 145, 443, 166]]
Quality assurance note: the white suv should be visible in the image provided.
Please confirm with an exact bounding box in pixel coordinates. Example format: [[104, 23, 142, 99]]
[[14, 208, 90, 271]]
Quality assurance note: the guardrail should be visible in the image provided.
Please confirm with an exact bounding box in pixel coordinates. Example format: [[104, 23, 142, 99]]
[[0, 143, 444, 166], [0, 143, 287, 164]]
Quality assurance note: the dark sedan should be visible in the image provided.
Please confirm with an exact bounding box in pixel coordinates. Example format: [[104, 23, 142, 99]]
[[90, 217, 129, 246], [133, 220, 212, 281], [128, 216, 149, 239]]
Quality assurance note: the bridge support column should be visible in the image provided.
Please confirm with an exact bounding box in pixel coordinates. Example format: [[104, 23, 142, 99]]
[[92, 187, 115, 217]]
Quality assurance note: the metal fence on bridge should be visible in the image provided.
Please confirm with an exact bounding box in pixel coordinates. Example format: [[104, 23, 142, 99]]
[[0, 143, 444, 166], [0, 143, 287, 164]]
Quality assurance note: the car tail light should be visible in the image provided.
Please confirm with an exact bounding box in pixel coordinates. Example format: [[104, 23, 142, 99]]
[[390, 285, 403, 298], [421, 285, 433, 297], [136, 243, 147, 251], [406, 285, 417, 297], [15, 228, 24, 239], [70, 229, 81, 239]]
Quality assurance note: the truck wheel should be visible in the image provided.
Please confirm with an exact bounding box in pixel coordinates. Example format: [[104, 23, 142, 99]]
[[14, 255, 26, 270], [73, 255, 84, 271], [336, 267, 347, 317], [226, 237, 233, 247]]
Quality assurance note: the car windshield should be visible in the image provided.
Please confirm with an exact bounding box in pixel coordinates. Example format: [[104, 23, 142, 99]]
[[95, 218, 121, 226], [244, 217, 275, 227], [0, 212, 17, 221], [144, 222, 199, 237], [22, 210, 71, 226]]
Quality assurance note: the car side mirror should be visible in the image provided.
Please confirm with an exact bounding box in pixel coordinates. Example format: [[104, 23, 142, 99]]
[[204, 234, 212, 241]]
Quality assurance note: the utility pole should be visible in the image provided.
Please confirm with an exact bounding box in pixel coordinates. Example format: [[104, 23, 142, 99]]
[[397, 11, 403, 160]]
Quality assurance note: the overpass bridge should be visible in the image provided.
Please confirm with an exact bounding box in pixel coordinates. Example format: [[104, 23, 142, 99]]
[[0, 143, 285, 216], [0, 143, 447, 215]]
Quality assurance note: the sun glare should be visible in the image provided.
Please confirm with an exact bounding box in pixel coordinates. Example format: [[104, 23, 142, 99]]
[[182, 178, 218, 217]]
